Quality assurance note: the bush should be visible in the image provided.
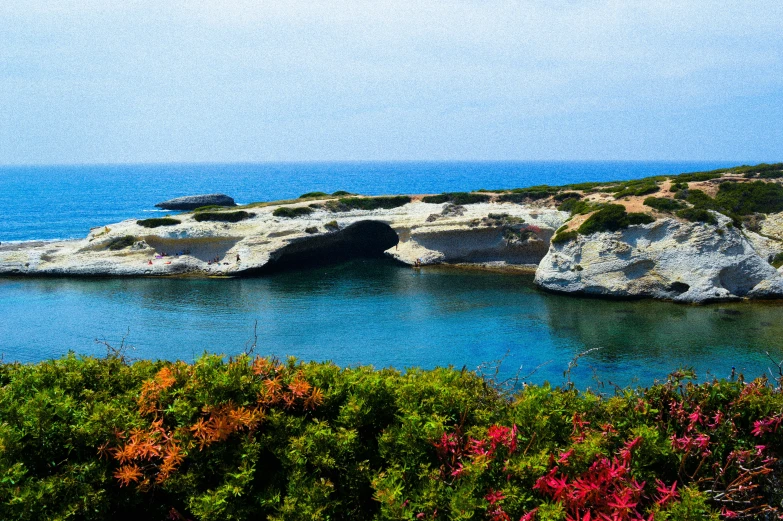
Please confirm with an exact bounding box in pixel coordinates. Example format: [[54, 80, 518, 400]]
[[643, 197, 686, 213], [577, 205, 654, 235], [193, 205, 229, 212], [613, 182, 660, 199], [105, 235, 136, 251], [272, 206, 314, 218], [715, 181, 783, 215], [298, 191, 330, 199], [553, 191, 581, 202], [676, 208, 718, 225], [2, 356, 782, 520], [422, 192, 491, 205], [551, 230, 578, 243], [326, 196, 411, 212], [771, 252, 783, 269], [498, 186, 559, 202], [331, 190, 353, 196], [193, 211, 252, 223], [137, 217, 181, 228]]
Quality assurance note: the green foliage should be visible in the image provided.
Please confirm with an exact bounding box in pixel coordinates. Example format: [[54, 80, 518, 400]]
[[298, 192, 330, 199], [105, 235, 136, 251], [422, 192, 491, 205], [676, 208, 718, 225], [612, 181, 661, 199], [714, 181, 783, 216], [326, 196, 411, 212], [193, 205, 229, 212], [577, 205, 654, 236], [551, 230, 578, 244], [2, 356, 782, 520], [331, 190, 353, 196], [770, 252, 783, 269], [643, 197, 686, 213], [193, 211, 252, 223], [498, 186, 559, 202], [553, 192, 581, 202], [137, 217, 181, 228], [272, 206, 314, 218]]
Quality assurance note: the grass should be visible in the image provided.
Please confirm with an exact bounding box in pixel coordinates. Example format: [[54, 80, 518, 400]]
[[272, 206, 314, 218], [137, 217, 181, 228]]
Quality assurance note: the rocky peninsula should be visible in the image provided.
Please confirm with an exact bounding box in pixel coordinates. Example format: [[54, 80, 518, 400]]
[[2, 164, 783, 303]]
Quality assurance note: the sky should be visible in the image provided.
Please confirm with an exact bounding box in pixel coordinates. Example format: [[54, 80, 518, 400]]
[[1, 1, 782, 164]]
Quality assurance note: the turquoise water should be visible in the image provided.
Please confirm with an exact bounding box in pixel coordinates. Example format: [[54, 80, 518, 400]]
[[2, 161, 780, 388], [2, 260, 781, 389]]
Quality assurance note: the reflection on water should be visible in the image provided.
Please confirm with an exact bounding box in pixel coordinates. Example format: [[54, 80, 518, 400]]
[[1, 260, 782, 389]]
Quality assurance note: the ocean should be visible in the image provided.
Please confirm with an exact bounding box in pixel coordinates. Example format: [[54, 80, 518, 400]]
[[2, 161, 781, 389]]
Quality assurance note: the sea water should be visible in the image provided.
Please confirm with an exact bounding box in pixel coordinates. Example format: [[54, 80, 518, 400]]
[[2, 161, 781, 389]]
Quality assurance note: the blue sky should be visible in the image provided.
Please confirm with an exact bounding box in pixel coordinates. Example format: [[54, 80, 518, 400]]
[[1, 1, 781, 164]]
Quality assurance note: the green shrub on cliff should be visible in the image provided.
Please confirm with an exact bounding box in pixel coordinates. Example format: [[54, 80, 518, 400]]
[[105, 235, 136, 251], [577, 205, 654, 235], [326, 195, 411, 212], [422, 192, 491, 205], [676, 208, 718, 225], [298, 191, 330, 199], [643, 197, 686, 213], [137, 217, 181, 228], [193, 211, 252, 223], [273, 206, 314, 218], [715, 181, 783, 216], [1, 355, 782, 520]]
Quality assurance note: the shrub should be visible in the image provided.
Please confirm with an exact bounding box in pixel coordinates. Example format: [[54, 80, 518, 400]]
[[137, 217, 181, 228], [298, 191, 330, 199], [643, 197, 686, 213], [193, 205, 229, 212], [193, 211, 252, 223], [2, 356, 782, 520], [577, 205, 654, 235], [715, 181, 783, 215], [676, 208, 718, 225], [498, 186, 558, 202], [326, 196, 411, 212], [305, 226, 319, 234], [331, 190, 353, 196], [551, 230, 578, 243], [324, 220, 340, 231], [422, 192, 491, 205], [613, 182, 660, 199], [770, 252, 783, 269], [272, 206, 314, 218], [105, 235, 136, 251], [553, 191, 581, 202]]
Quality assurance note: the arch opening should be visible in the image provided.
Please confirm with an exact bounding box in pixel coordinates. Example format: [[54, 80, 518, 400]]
[[248, 220, 400, 275]]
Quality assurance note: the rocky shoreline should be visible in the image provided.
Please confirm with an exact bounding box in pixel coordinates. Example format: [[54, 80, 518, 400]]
[[2, 164, 783, 303]]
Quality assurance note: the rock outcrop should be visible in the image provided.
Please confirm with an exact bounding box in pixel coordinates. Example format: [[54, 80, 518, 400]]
[[0, 198, 564, 278], [535, 213, 783, 303], [155, 194, 236, 210]]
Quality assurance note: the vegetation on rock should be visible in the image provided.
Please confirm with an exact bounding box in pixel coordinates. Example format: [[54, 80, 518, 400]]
[[193, 211, 252, 223], [298, 192, 330, 199], [643, 197, 687, 213], [137, 217, 181, 228], [423, 192, 492, 205], [577, 205, 655, 235], [105, 235, 137, 251], [326, 196, 411, 212], [273, 206, 314, 218]]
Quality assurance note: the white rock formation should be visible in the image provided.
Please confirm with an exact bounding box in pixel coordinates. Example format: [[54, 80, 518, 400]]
[[534, 212, 783, 303], [0, 200, 565, 277]]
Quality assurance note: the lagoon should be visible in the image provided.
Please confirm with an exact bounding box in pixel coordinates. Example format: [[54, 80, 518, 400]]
[[2, 259, 781, 389]]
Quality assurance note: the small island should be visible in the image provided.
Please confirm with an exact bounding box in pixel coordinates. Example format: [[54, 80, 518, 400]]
[[2, 163, 783, 303]]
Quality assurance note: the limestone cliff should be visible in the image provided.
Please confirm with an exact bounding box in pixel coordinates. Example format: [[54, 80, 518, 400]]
[[534, 213, 783, 302]]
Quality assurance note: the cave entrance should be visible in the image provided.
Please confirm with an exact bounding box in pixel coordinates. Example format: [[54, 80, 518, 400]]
[[248, 220, 400, 275]]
